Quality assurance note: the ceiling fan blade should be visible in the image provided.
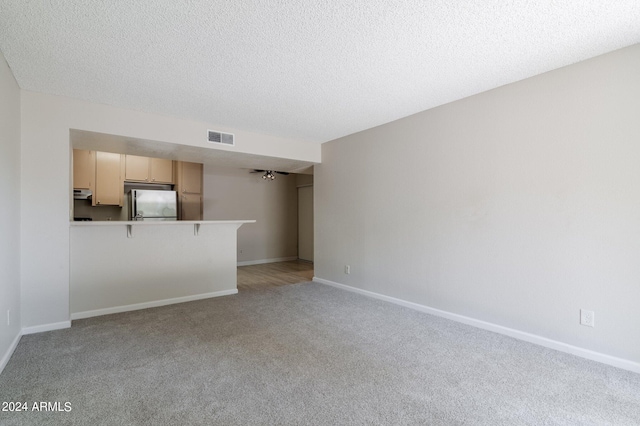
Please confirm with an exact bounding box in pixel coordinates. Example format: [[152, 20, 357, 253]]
[[252, 169, 289, 175]]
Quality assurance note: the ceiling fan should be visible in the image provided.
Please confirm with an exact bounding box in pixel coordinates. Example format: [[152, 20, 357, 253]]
[[251, 169, 290, 181]]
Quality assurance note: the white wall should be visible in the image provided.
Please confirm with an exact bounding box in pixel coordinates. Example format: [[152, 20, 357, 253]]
[[0, 51, 21, 369], [202, 166, 298, 263], [316, 44, 640, 366], [20, 91, 319, 329]]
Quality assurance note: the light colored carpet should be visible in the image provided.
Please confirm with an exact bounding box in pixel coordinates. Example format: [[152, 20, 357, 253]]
[[1, 282, 639, 425]]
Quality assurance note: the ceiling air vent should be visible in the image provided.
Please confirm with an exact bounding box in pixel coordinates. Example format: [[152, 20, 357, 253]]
[[208, 130, 235, 146]]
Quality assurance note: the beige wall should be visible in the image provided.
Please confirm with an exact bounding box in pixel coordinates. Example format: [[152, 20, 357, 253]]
[[297, 185, 314, 262], [316, 44, 640, 367], [296, 174, 314, 187], [202, 166, 298, 263], [20, 91, 318, 329], [0, 51, 21, 368]]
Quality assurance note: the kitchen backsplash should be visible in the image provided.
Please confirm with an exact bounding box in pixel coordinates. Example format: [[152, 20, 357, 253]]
[[73, 199, 128, 221]]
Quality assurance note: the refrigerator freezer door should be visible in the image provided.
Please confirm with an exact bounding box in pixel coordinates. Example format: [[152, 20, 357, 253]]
[[132, 190, 177, 219]]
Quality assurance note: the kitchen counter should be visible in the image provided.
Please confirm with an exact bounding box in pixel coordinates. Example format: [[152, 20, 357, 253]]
[[70, 219, 255, 319], [70, 220, 255, 226], [70, 220, 255, 237]]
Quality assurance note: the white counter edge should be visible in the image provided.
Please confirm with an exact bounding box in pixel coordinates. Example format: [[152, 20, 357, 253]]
[[70, 220, 256, 226]]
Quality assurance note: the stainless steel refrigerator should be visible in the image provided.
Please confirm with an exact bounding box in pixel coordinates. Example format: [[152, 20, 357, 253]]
[[129, 189, 178, 221]]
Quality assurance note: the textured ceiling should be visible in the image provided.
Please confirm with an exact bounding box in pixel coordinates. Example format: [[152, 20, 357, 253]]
[[1, 1, 639, 143]]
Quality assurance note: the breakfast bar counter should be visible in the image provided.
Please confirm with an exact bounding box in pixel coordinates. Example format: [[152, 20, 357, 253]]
[[69, 220, 255, 319]]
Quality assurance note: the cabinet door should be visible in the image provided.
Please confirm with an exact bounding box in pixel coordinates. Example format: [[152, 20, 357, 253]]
[[150, 158, 173, 183], [73, 149, 95, 190], [181, 162, 203, 194], [180, 193, 202, 220], [94, 152, 122, 206], [125, 155, 149, 182]]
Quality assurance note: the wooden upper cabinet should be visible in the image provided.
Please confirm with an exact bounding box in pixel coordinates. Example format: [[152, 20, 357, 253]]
[[175, 161, 203, 220], [125, 155, 149, 182], [74, 149, 122, 206], [180, 161, 203, 194], [94, 152, 123, 206], [150, 158, 173, 183], [73, 149, 95, 190], [125, 155, 173, 183]]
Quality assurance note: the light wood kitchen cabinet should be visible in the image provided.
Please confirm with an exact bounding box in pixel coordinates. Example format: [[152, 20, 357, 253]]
[[94, 152, 123, 206], [124, 155, 149, 182], [73, 149, 95, 190], [178, 161, 203, 194], [125, 155, 174, 183], [150, 158, 174, 183], [180, 193, 203, 221], [176, 161, 203, 220]]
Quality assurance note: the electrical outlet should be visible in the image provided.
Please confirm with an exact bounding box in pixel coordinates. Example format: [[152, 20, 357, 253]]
[[345, 265, 351, 274], [580, 309, 595, 327]]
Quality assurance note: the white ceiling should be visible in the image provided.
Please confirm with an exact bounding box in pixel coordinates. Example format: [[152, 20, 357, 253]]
[[1, 1, 639, 143]]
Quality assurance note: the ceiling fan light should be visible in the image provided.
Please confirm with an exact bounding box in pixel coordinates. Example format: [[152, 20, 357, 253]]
[[261, 170, 277, 181]]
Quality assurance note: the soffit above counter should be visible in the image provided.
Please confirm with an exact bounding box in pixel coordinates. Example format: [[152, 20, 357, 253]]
[[71, 129, 316, 174]]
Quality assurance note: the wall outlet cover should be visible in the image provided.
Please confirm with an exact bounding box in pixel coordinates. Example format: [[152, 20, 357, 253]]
[[580, 309, 595, 327]]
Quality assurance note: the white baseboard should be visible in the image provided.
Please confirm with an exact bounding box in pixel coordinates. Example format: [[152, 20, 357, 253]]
[[237, 256, 298, 267], [71, 289, 238, 320], [313, 276, 640, 374], [0, 331, 22, 375], [22, 321, 71, 335]]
